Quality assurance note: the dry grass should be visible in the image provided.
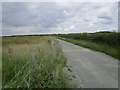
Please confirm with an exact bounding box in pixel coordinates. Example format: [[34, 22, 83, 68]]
[[2, 36, 70, 88]]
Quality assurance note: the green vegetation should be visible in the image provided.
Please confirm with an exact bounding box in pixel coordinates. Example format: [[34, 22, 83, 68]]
[[2, 36, 70, 88], [0, 38, 2, 89], [57, 32, 120, 60], [58, 32, 120, 47]]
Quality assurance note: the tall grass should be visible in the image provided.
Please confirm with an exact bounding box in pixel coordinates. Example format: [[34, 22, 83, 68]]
[[57, 37, 119, 60], [2, 36, 70, 88], [57, 32, 119, 60], [58, 32, 120, 47], [0, 37, 2, 89]]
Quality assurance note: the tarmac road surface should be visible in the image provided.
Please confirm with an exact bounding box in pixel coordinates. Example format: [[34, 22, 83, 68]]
[[58, 39, 118, 88]]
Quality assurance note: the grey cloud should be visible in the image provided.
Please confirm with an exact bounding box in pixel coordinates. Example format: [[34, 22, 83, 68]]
[[2, 2, 118, 35], [3, 2, 66, 28], [3, 2, 31, 26], [98, 16, 112, 20]]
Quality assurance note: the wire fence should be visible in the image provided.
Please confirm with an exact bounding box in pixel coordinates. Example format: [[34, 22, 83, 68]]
[[17, 67, 32, 88], [3, 61, 30, 88]]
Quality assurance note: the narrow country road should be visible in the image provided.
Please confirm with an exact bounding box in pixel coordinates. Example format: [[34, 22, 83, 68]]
[[58, 39, 118, 88]]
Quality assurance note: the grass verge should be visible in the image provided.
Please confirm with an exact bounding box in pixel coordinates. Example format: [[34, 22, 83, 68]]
[[57, 37, 119, 60], [0, 38, 2, 89], [2, 36, 71, 88]]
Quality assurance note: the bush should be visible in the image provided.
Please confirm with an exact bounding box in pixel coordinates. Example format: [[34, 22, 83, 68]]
[[58, 32, 120, 47]]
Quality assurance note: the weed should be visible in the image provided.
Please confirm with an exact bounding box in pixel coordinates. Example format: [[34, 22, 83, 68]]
[[2, 36, 70, 88]]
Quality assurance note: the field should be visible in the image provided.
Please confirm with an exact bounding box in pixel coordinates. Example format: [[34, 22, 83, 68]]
[[0, 38, 2, 89], [57, 32, 120, 60], [2, 36, 70, 88]]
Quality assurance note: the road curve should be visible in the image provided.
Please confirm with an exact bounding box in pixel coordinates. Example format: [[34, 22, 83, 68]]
[[58, 39, 118, 88]]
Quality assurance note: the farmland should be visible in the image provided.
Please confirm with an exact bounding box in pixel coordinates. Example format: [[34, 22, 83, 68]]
[[2, 33, 119, 88], [0, 38, 2, 89], [57, 32, 120, 60], [2, 36, 70, 88]]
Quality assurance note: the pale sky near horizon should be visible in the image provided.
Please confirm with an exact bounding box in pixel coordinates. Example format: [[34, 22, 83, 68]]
[[1, 2, 118, 36]]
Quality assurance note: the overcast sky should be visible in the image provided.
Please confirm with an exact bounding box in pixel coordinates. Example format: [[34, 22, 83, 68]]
[[2, 2, 118, 36]]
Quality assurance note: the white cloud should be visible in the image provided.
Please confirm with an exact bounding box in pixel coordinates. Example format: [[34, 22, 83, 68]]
[[2, 0, 119, 2], [109, 27, 118, 31], [63, 25, 76, 32], [88, 22, 94, 27], [65, 28, 68, 31], [2, 2, 118, 35], [63, 10, 70, 16], [3, 24, 37, 35], [56, 2, 72, 7], [69, 25, 75, 29]]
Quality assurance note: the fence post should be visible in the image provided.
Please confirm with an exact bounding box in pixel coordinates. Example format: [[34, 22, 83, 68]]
[[31, 54, 36, 69], [51, 41, 56, 59]]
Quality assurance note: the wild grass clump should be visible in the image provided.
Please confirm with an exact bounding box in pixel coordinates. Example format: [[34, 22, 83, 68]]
[[2, 36, 70, 88]]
